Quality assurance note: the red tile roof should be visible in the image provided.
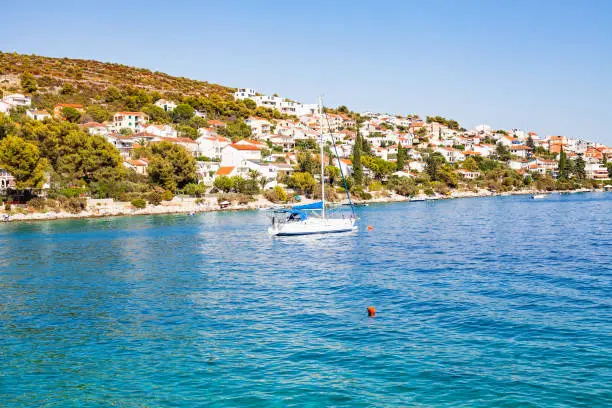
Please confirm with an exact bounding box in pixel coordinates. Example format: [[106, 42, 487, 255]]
[[230, 143, 261, 151], [216, 166, 235, 176], [116, 111, 146, 116]]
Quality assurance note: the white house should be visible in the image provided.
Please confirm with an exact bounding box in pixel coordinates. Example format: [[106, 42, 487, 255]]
[[0, 168, 16, 191], [409, 161, 426, 172], [269, 135, 295, 152], [196, 161, 220, 184], [156, 137, 199, 156], [142, 124, 177, 138], [245, 116, 273, 138], [82, 122, 109, 136], [233, 88, 257, 100], [508, 159, 529, 170], [585, 163, 609, 180], [154, 99, 177, 112], [336, 158, 353, 177], [0, 100, 12, 114], [243, 160, 279, 188], [196, 135, 231, 160], [509, 145, 532, 159], [113, 112, 148, 132], [472, 144, 496, 157], [26, 109, 51, 121], [221, 143, 262, 166], [457, 169, 481, 180], [2, 93, 31, 107], [123, 159, 149, 175], [435, 147, 465, 163], [234, 139, 267, 150], [105, 135, 136, 158]]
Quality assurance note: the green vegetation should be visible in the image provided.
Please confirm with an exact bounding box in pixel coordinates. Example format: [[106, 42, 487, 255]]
[[0, 135, 48, 189], [426, 116, 461, 130], [134, 141, 197, 192], [264, 185, 288, 203], [131, 198, 146, 209]]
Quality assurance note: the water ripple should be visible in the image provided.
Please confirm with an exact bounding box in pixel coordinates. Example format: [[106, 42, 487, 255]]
[[0, 194, 611, 407]]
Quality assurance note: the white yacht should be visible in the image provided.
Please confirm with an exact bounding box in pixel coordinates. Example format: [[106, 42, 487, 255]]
[[268, 101, 357, 236]]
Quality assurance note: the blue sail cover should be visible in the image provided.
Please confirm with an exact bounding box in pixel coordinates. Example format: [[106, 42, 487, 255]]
[[292, 201, 323, 211]]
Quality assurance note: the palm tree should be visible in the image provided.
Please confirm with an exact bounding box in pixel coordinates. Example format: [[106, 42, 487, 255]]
[[259, 176, 267, 190], [248, 169, 261, 181]]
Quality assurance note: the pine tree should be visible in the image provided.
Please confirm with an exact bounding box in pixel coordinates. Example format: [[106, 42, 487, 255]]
[[574, 155, 586, 180], [425, 154, 438, 181], [352, 122, 364, 186], [396, 143, 406, 170], [20, 72, 38, 93], [526, 136, 535, 149], [558, 148, 569, 180]]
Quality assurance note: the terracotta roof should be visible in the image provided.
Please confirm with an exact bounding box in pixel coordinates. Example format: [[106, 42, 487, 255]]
[[216, 166, 235, 176], [131, 132, 158, 138], [203, 135, 231, 142], [230, 143, 261, 151], [126, 159, 148, 166], [241, 139, 266, 146], [115, 111, 146, 116], [159, 137, 197, 144]]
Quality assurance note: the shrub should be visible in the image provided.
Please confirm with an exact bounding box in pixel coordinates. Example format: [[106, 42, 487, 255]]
[[131, 198, 146, 209], [27, 197, 47, 212], [424, 188, 435, 196], [264, 185, 288, 203], [4, 202, 11, 211], [61, 197, 87, 214], [182, 182, 206, 197], [387, 176, 417, 197], [45, 199, 59, 212], [368, 181, 383, 192], [162, 190, 173, 201], [147, 190, 163, 205], [351, 186, 372, 200]]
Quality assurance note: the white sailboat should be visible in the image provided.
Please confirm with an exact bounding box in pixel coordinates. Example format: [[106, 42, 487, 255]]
[[531, 193, 548, 199], [268, 100, 357, 236]]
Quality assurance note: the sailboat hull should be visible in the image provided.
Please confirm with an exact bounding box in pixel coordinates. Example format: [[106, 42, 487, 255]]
[[269, 218, 357, 236]]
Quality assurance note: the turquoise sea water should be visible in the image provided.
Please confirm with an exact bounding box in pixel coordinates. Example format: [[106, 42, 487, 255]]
[[1, 193, 611, 407]]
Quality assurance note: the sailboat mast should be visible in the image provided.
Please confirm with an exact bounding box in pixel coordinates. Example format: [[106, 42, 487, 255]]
[[319, 97, 325, 218]]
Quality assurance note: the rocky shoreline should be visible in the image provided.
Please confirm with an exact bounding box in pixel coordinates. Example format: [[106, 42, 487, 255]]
[[1, 188, 606, 224]]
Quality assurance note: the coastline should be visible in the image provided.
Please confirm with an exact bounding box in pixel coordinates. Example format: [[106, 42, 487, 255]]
[[1, 188, 606, 224]]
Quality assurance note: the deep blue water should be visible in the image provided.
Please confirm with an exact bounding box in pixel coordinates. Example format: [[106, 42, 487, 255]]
[[1, 193, 611, 407]]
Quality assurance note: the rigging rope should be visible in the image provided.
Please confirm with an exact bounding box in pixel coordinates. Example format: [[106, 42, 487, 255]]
[[322, 106, 356, 218]]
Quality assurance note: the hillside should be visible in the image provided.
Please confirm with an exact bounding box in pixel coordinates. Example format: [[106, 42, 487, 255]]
[[0, 51, 233, 100], [0, 51, 296, 124]]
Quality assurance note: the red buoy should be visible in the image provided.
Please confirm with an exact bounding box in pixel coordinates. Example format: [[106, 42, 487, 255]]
[[367, 225, 374, 231], [367, 306, 376, 317]]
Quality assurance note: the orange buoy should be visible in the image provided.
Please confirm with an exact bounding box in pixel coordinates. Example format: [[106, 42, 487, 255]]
[[367, 225, 374, 231], [367, 306, 376, 317]]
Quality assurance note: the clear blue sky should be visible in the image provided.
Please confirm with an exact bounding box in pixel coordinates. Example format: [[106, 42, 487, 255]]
[[1, 0, 611, 144]]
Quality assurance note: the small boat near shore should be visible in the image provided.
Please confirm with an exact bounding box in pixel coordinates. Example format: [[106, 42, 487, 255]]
[[531, 194, 548, 199]]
